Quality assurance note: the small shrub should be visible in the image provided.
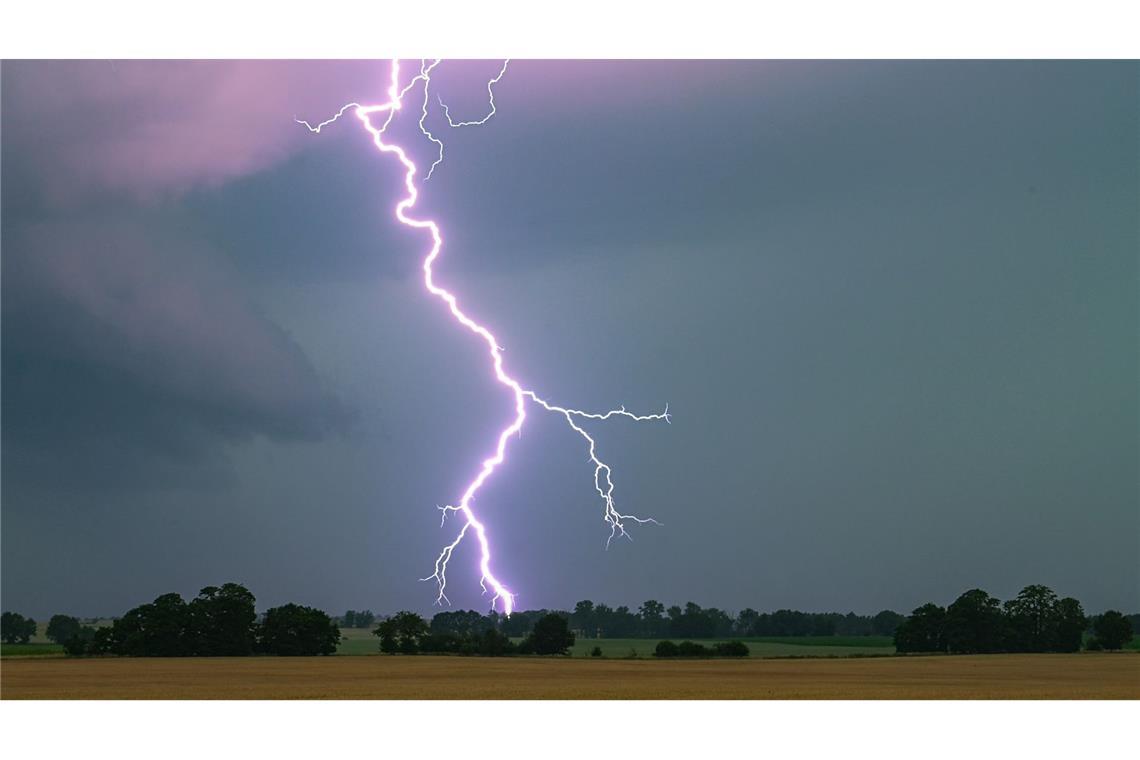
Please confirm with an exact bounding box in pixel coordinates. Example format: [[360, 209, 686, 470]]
[[654, 640, 679, 657], [713, 640, 750, 657], [590, 646, 602, 657], [677, 640, 709, 657]]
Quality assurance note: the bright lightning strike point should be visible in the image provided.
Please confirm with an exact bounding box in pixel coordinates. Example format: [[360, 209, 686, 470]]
[[299, 59, 669, 616]]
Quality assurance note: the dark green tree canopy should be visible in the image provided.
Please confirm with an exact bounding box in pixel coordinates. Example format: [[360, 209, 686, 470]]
[[1003, 584, 1060, 652], [1, 612, 37, 644], [945, 589, 1003, 654], [45, 614, 82, 644], [1092, 610, 1133, 650], [374, 611, 429, 654], [257, 603, 341, 656], [188, 583, 257, 656], [894, 603, 947, 653], [525, 613, 575, 655]]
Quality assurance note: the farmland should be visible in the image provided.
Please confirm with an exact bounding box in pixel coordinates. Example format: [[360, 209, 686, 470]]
[[2, 652, 1136, 699], [333, 627, 896, 657]]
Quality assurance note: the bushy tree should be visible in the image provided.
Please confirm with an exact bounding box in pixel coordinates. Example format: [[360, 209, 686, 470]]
[[1092, 610, 1133, 651], [188, 583, 257, 656], [677, 640, 709, 657], [1003, 585, 1060, 652], [374, 611, 429, 654], [1053, 597, 1086, 653], [112, 593, 192, 656], [944, 589, 1003, 653], [871, 610, 905, 637], [713, 640, 750, 657], [61, 626, 98, 655], [735, 608, 759, 637], [46, 614, 82, 644], [476, 628, 514, 656], [1, 612, 37, 644], [257, 603, 340, 656], [525, 613, 575, 655], [654, 640, 679, 657], [639, 600, 666, 638], [87, 626, 116, 655], [894, 603, 947, 653], [571, 600, 596, 637], [498, 609, 547, 638], [430, 610, 494, 639]]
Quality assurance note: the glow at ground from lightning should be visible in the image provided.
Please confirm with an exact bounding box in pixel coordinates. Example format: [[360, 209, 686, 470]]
[[298, 59, 668, 615]]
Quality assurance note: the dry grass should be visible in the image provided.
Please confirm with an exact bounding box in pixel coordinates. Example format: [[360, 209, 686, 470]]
[[3, 653, 1137, 699]]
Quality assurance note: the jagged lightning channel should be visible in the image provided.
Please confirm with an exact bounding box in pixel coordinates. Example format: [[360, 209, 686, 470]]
[[298, 59, 668, 615]]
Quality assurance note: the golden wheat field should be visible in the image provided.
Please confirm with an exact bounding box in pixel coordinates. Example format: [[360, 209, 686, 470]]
[[2, 653, 1137, 699]]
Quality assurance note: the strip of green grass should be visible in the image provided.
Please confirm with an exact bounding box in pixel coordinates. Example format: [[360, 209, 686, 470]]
[[1, 642, 66, 658], [335, 626, 379, 655], [744, 635, 895, 647]]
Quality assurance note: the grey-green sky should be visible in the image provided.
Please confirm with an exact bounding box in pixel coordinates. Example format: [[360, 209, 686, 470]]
[[2, 60, 1137, 618]]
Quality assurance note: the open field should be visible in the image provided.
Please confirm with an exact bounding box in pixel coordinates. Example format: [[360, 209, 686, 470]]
[[333, 628, 896, 657], [564, 636, 894, 658], [2, 653, 1136, 699]]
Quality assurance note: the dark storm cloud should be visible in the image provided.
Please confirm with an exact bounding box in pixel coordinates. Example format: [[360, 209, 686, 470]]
[[2, 215, 350, 489], [0, 60, 378, 489]]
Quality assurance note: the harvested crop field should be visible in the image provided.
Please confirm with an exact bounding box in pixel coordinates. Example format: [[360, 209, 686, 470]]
[[3, 653, 1137, 699]]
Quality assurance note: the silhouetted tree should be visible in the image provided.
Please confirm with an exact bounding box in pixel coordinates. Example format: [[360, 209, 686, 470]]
[[639, 600, 666, 638], [944, 589, 1003, 653], [1092, 610, 1133, 651], [871, 610, 905, 637], [894, 603, 947, 653], [257, 603, 340, 656], [1, 612, 36, 644], [654, 640, 679, 657], [1053, 597, 1086, 653], [1003, 585, 1060, 652], [677, 640, 709, 657], [735, 608, 759, 637], [430, 610, 493, 638], [112, 593, 191, 656], [476, 628, 514, 656], [62, 626, 98, 655], [525, 613, 575, 655], [46, 615, 82, 644], [374, 611, 429, 654], [571, 600, 596, 637], [87, 626, 116, 655], [188, 583, 257, 656], [713, 640, 750, 657]]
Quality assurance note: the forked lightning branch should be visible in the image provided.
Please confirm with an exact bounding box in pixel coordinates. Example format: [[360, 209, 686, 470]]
[[298, 59, 669, 615]]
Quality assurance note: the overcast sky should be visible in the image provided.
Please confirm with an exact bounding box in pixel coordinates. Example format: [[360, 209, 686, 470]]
[[2, 60, 1136, 619]]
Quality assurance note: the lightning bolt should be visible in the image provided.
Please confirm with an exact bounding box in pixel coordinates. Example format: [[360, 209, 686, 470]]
[[298, 59, 668, 616]]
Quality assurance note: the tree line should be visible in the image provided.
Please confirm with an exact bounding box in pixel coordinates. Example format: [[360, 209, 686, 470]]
[[375, 610, 577, 656], [894, 585, 1135, 653], [5, 586, 1135, 656], [429, 600, 905, 640], [1, 583, 341, 656]]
